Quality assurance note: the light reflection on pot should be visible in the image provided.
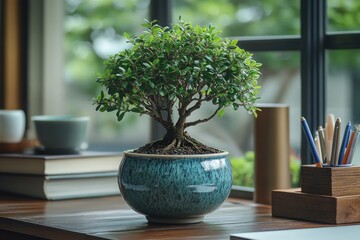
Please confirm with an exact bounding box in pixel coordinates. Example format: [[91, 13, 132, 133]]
[[200, 158, 227, 171], [187, 184, 218, 193]]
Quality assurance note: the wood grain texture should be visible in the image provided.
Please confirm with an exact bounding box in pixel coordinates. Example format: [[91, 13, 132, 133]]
[[272, 189, 360, 224], [254, 105, 290, 205], [301, 165, 360, 196], [0, 140, 39, 153], [3, 0, 22, 109], [0, 192, 333, 240]]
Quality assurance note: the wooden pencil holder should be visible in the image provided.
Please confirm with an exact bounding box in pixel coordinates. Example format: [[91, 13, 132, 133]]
[[301, 164, 360, 196], [272, 164, 360, 224]]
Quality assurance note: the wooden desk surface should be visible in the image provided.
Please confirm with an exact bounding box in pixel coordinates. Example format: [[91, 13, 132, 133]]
[[0, 193, 331, 240]]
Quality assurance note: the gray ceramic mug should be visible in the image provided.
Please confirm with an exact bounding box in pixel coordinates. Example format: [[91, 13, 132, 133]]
[[32, 115, 89, 153]]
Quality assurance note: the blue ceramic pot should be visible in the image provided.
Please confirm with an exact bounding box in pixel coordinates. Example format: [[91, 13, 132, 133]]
[[118, 150, 232, 224]]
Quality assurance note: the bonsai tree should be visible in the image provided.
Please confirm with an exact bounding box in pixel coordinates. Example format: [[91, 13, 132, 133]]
[[95, 19, 261, 154]]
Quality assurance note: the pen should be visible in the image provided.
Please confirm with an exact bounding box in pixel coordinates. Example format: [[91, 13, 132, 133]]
[[338, 121, 351, 165], [301, 117, 322, 167], [342, 129, 356, 165], [347, 126, 359, 165], [330, 118, 341, 165], [314, 131, 323, 164], [318, 126, 327, 164]]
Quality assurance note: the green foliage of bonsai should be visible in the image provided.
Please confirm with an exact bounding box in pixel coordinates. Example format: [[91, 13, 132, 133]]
[[95, 19, 261, 154]]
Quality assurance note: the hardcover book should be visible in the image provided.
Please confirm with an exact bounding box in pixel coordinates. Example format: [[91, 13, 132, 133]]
[[0, 151, 123, 175], [0, 172, 120, 200]]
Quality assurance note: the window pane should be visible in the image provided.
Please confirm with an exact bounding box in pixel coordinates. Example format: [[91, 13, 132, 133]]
[[327, 50, 360, 164], [173, 0, 300, 36], [186, 51, 301, 187], [64, 0, 150, 150], [328, 0, 360, 32]]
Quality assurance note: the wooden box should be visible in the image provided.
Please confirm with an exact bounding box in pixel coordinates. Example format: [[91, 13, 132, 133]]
[[301, 165, 360, 196], [272, 189, 360, 224]]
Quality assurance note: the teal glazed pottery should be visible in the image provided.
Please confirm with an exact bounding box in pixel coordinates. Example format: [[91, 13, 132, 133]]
[[118, 150, 232, 224]]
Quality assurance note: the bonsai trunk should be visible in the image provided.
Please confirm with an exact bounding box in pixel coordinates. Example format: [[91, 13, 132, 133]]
[[134, 114, 221, 155], [161, 124, 219, 154], [162, 126, 185, 147]]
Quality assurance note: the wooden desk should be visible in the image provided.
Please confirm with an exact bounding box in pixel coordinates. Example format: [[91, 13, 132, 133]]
[[0, 193, 330, 240]]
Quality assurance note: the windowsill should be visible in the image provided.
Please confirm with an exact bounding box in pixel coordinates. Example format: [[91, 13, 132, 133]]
[[230, 185, 254, 200]]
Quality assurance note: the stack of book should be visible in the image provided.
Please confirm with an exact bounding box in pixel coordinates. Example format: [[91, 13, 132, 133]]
[[0, 151, 123, 200]]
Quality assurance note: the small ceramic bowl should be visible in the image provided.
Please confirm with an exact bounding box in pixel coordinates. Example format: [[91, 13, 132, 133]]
[[32, 115, 89, 154]]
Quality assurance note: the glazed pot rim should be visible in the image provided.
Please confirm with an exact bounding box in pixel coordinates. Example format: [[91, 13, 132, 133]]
[[123, 149, 229, 159]]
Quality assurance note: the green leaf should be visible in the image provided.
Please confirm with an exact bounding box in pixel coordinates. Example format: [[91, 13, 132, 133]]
[[141, 20, 151, 28], [143, 63, 151, 68], [230, 39, 238, 46], [206, 65, 214, 70], [217, 108, 225, 118], [130, 107, 142, 113], [117, 112, 126, 121], [205, 55, 213, 62], [233, 103, 240, 110], [219, 66, 228, 73], [123, 32, 131, 39]]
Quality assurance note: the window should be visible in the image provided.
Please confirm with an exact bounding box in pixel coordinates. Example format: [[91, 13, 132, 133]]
[[61, 0, 304, 190], [326, 0, 360, 164], [174, 1, 302, 189], [328, 0, 360, 32], [65, 0, 150, 151], [23, 0, 360, 195], [174, 0, 300, 36]]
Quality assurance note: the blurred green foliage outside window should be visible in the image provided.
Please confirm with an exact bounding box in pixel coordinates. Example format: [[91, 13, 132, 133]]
[[64, 0, 150, 149]]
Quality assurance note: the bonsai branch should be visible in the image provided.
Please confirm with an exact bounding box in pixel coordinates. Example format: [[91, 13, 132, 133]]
[[185, 105, 222, 128], [184, 96, 204, 117]]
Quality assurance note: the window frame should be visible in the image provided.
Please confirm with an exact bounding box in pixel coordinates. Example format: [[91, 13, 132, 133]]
[[0, 0, 4, 108], [0, 0, 28, 111], [26, 0, 65, 141]]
